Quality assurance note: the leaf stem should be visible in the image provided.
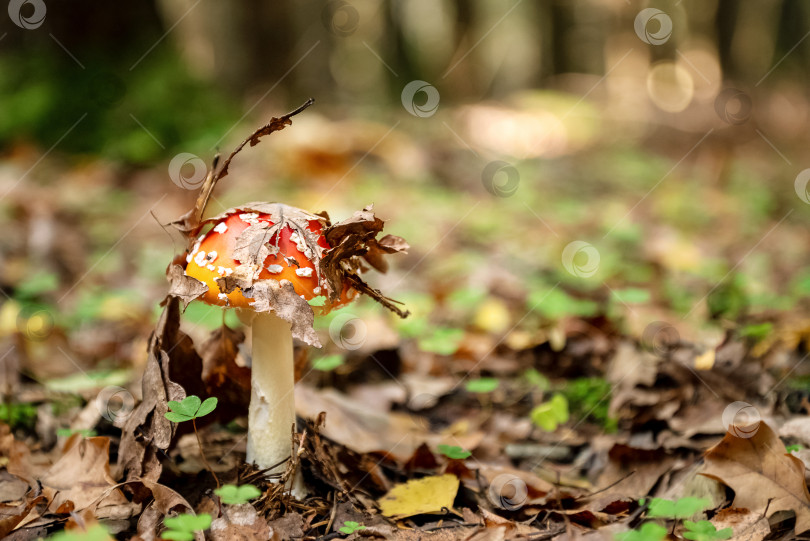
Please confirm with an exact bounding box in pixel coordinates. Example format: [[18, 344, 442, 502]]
[[193, 417, 220, 489]]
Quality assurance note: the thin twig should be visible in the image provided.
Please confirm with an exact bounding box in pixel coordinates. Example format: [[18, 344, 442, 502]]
[[191, 98, 315, 228]]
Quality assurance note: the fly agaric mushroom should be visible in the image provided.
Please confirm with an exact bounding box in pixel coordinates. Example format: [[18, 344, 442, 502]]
[[172, 201, 407, 494]]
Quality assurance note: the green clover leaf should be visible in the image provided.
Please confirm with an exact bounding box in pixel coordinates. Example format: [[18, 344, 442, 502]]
[[683, 520, 733, 541], [438, 444, 471, 459], [339, 521, 366, 534], [215, 484, 262, 505]]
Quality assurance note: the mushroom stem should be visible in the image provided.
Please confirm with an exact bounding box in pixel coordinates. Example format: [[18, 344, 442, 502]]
[[247, 311, 305, 495]]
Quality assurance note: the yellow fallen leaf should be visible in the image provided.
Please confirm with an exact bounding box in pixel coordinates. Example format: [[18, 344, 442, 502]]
[[378, 474, 459, 518], [694, 349, 715, 370]]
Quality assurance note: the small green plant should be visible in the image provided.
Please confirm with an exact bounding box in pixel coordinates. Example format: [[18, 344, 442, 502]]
[[614, 522, 667, 541], [643, 497, 710, 519], [162, 513, 212, 541], [48, 524, 110, 541], [312, 354, 344, 372], [738, 322, 773, 341], [418, 327, 465, 355], [562, 377, 617, 431], [465, 377, 499, 393], [529, 287, 599, 320], [0, 402, 38, 431], [787, 444, 804, 453], [523, 368, 550, 391], [339, 521, 366, 535], [164, 396, 219, 488], [165, 396, 218, 423], [437, 444, 471, 459], [530, 393, 569, 431], [214, 483, 262, 505], [682, 520, 732, 541]]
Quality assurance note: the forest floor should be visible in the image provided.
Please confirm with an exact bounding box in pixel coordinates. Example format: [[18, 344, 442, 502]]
[[2, 96, 810, 540]]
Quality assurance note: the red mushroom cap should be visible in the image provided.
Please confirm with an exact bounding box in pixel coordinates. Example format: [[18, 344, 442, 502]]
[[184, 208, 356, 310]]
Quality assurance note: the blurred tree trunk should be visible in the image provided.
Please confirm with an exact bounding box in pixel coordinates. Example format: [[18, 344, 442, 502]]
[[155, 0, 296, 95]]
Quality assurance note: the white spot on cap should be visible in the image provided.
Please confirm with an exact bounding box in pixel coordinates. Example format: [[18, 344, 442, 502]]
[[213, 222, 228, 234], [267, 264, 283, 274], [217, 266, 227, 276], [217, 293, 228, 303], [295, 267, 313, 278], [194, 250, 207, 266], [206, 264, 216, 271], [313, 286, 321, 294], [186, 252, 194, 263], [206, 251, 217, 263], [239, 212, 260, 225]]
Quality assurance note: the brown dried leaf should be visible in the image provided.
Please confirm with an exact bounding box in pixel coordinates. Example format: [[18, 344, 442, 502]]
[[363, 235, 410, 273], [266, 511, 306, 541], [702, 421, 810, 533], [133, 478, 201, 541], [201, 325, 251, 418], [0, 492, 45, 538], [324, 205, 384, 245], [118, 297, 204, 484], [226, 279, 320, 347], [0, 424, 34, 488], [710, 507, 770, 541], [320, 205, 409, 317], [167, 264, 208, 308], [39, 436, 128, 514]]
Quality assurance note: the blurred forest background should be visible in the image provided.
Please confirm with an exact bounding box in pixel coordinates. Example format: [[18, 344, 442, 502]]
[[3, 0, 810, 159]]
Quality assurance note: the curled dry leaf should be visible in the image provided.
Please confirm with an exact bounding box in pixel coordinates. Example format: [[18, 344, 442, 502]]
[[118, 297, 204, 486], [702, 421, 810, 533], [167, 264, 208, 309]]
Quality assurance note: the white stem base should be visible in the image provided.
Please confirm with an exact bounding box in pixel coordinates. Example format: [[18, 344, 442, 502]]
[[244, 311, 306, 498]]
